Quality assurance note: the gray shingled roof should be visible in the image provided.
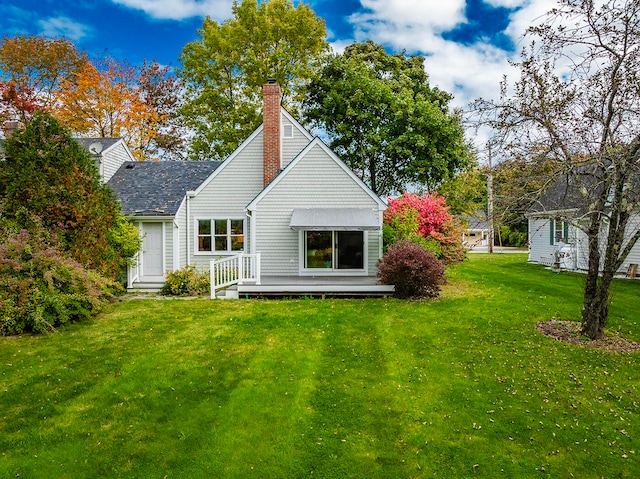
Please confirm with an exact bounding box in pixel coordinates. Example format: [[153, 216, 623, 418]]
[[528, 164, 605, 216], [460, 211, 490, 230], [75, 137, 123, 152], [107, 161, 223, 216]]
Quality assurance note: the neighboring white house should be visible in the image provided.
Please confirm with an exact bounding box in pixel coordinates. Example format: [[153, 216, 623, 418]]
[[526, 174, 640, 274], [75, 138, 135, 182], [107, 81, 388, 292], [461, 211, 490, 250], [1, 131, 134, 184]]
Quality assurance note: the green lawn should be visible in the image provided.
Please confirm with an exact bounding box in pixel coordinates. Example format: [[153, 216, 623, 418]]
[[2, 254, 639, 478]]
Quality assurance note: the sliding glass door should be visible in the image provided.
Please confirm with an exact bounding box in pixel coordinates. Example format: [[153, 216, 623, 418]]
[[304, 231, 364, 270]]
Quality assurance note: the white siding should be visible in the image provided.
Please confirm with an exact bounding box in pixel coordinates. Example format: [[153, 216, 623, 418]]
[[528, 218, 565, 264], [164, 221, 174, 274], [623, 214, 640, 271], [174, 205, 187, 269], [529, 214, 640, 273], [185, 132, 266, 270], [102, 141, 132, 182], [529, 217, 582, 269], [251, 143, 383, 276], [281, 118, 312, 168]]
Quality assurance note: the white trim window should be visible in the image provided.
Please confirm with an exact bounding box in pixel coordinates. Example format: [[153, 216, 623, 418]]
[[550, 219, 569, 245], [197, 219, 245, 253]]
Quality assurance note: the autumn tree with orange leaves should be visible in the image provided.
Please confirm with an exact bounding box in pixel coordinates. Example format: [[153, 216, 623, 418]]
[[1, 35, 184, 159], [54, 58, 156, 160], [0, 34, 87, 122]]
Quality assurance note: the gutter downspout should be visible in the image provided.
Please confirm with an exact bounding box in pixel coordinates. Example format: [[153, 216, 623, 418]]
[[186, 190, 196, 266], [379, 206, 385, 261], [247, 209, 257, 255]]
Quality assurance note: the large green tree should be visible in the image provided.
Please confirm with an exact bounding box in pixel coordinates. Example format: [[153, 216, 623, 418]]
[[179, 0, 329, 160], [438, 166, 487, 217], [303, 41, 471, 196], [0, 112, 138, 277], [472, 0, 640, 340]]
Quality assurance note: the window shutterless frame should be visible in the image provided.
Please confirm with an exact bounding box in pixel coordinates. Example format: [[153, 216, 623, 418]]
[[196, 218, 245, 253]]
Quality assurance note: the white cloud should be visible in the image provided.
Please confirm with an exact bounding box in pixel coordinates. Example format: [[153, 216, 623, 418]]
[[38, 16, 92, 42], [354, 0, 466, 31], [483, 0, 527, 7], [111, 0, 234, 21], [426, 41, 515, 108], [346, 1, 515, 106], [502, 0, 558, 43]]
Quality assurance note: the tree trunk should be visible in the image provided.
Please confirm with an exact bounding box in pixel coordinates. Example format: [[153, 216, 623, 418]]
[[580, 215, 608, 340], [581, 277, 611, 340]]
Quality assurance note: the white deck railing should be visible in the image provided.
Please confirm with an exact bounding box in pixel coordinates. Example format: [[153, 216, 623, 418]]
[[127, 252, 140, 288], [210, 253, 261, 298]]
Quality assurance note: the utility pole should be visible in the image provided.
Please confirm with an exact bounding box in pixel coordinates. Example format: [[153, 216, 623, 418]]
[[487, 144, 494, 254]]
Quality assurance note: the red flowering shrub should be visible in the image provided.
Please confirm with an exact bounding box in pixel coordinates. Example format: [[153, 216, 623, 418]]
[[384, 192, 465, 263], [377, 240, 445, 299]]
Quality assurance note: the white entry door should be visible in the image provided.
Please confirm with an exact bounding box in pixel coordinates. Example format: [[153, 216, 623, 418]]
[[142, 223, 164, 277]]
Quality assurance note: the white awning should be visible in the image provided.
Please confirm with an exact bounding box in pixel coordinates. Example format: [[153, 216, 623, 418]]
[[289, 208, 380, 231]]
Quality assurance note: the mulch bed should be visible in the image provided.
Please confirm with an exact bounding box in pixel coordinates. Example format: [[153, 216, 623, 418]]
[[536, 319, 640, 352]]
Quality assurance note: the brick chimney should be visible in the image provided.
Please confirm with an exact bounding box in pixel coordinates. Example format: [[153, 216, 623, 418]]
[[262, 78, 281, 186]]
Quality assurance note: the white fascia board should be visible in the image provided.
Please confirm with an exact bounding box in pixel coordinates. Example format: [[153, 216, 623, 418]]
[[525, 208, 579, 219]]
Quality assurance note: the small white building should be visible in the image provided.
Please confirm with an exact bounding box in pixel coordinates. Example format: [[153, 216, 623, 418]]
[[526, 174, 640, 274], [461, 211, 490, 250]]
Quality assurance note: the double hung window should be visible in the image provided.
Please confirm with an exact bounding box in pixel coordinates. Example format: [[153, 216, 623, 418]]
[[550, 219, 569, 245]]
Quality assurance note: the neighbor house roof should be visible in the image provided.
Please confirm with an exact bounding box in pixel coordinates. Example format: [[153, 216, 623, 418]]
[[75, 137, 123, 153], [460, 211, 490, 230], [2, 137, 127, 159], [526, 163, 610, 217], [108, 161, 223, 216]]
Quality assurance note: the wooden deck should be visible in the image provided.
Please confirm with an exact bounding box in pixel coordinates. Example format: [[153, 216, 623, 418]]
[[219, 276, 394, 299]]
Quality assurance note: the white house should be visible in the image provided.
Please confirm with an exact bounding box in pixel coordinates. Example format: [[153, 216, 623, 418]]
[[461, 211, 490, 250], [526, 173, 640, 275], [75, 137, 135, 182], [107, 81, 390, 295]]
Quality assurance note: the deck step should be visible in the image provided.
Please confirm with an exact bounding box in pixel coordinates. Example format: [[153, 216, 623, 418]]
[[236, 284, 394, 298], [127, 283, 163, 294], [215, 285, 239, 300]]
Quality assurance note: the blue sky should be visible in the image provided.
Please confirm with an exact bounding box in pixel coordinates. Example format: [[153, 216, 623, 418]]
[[1, 0, 557, 124]]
